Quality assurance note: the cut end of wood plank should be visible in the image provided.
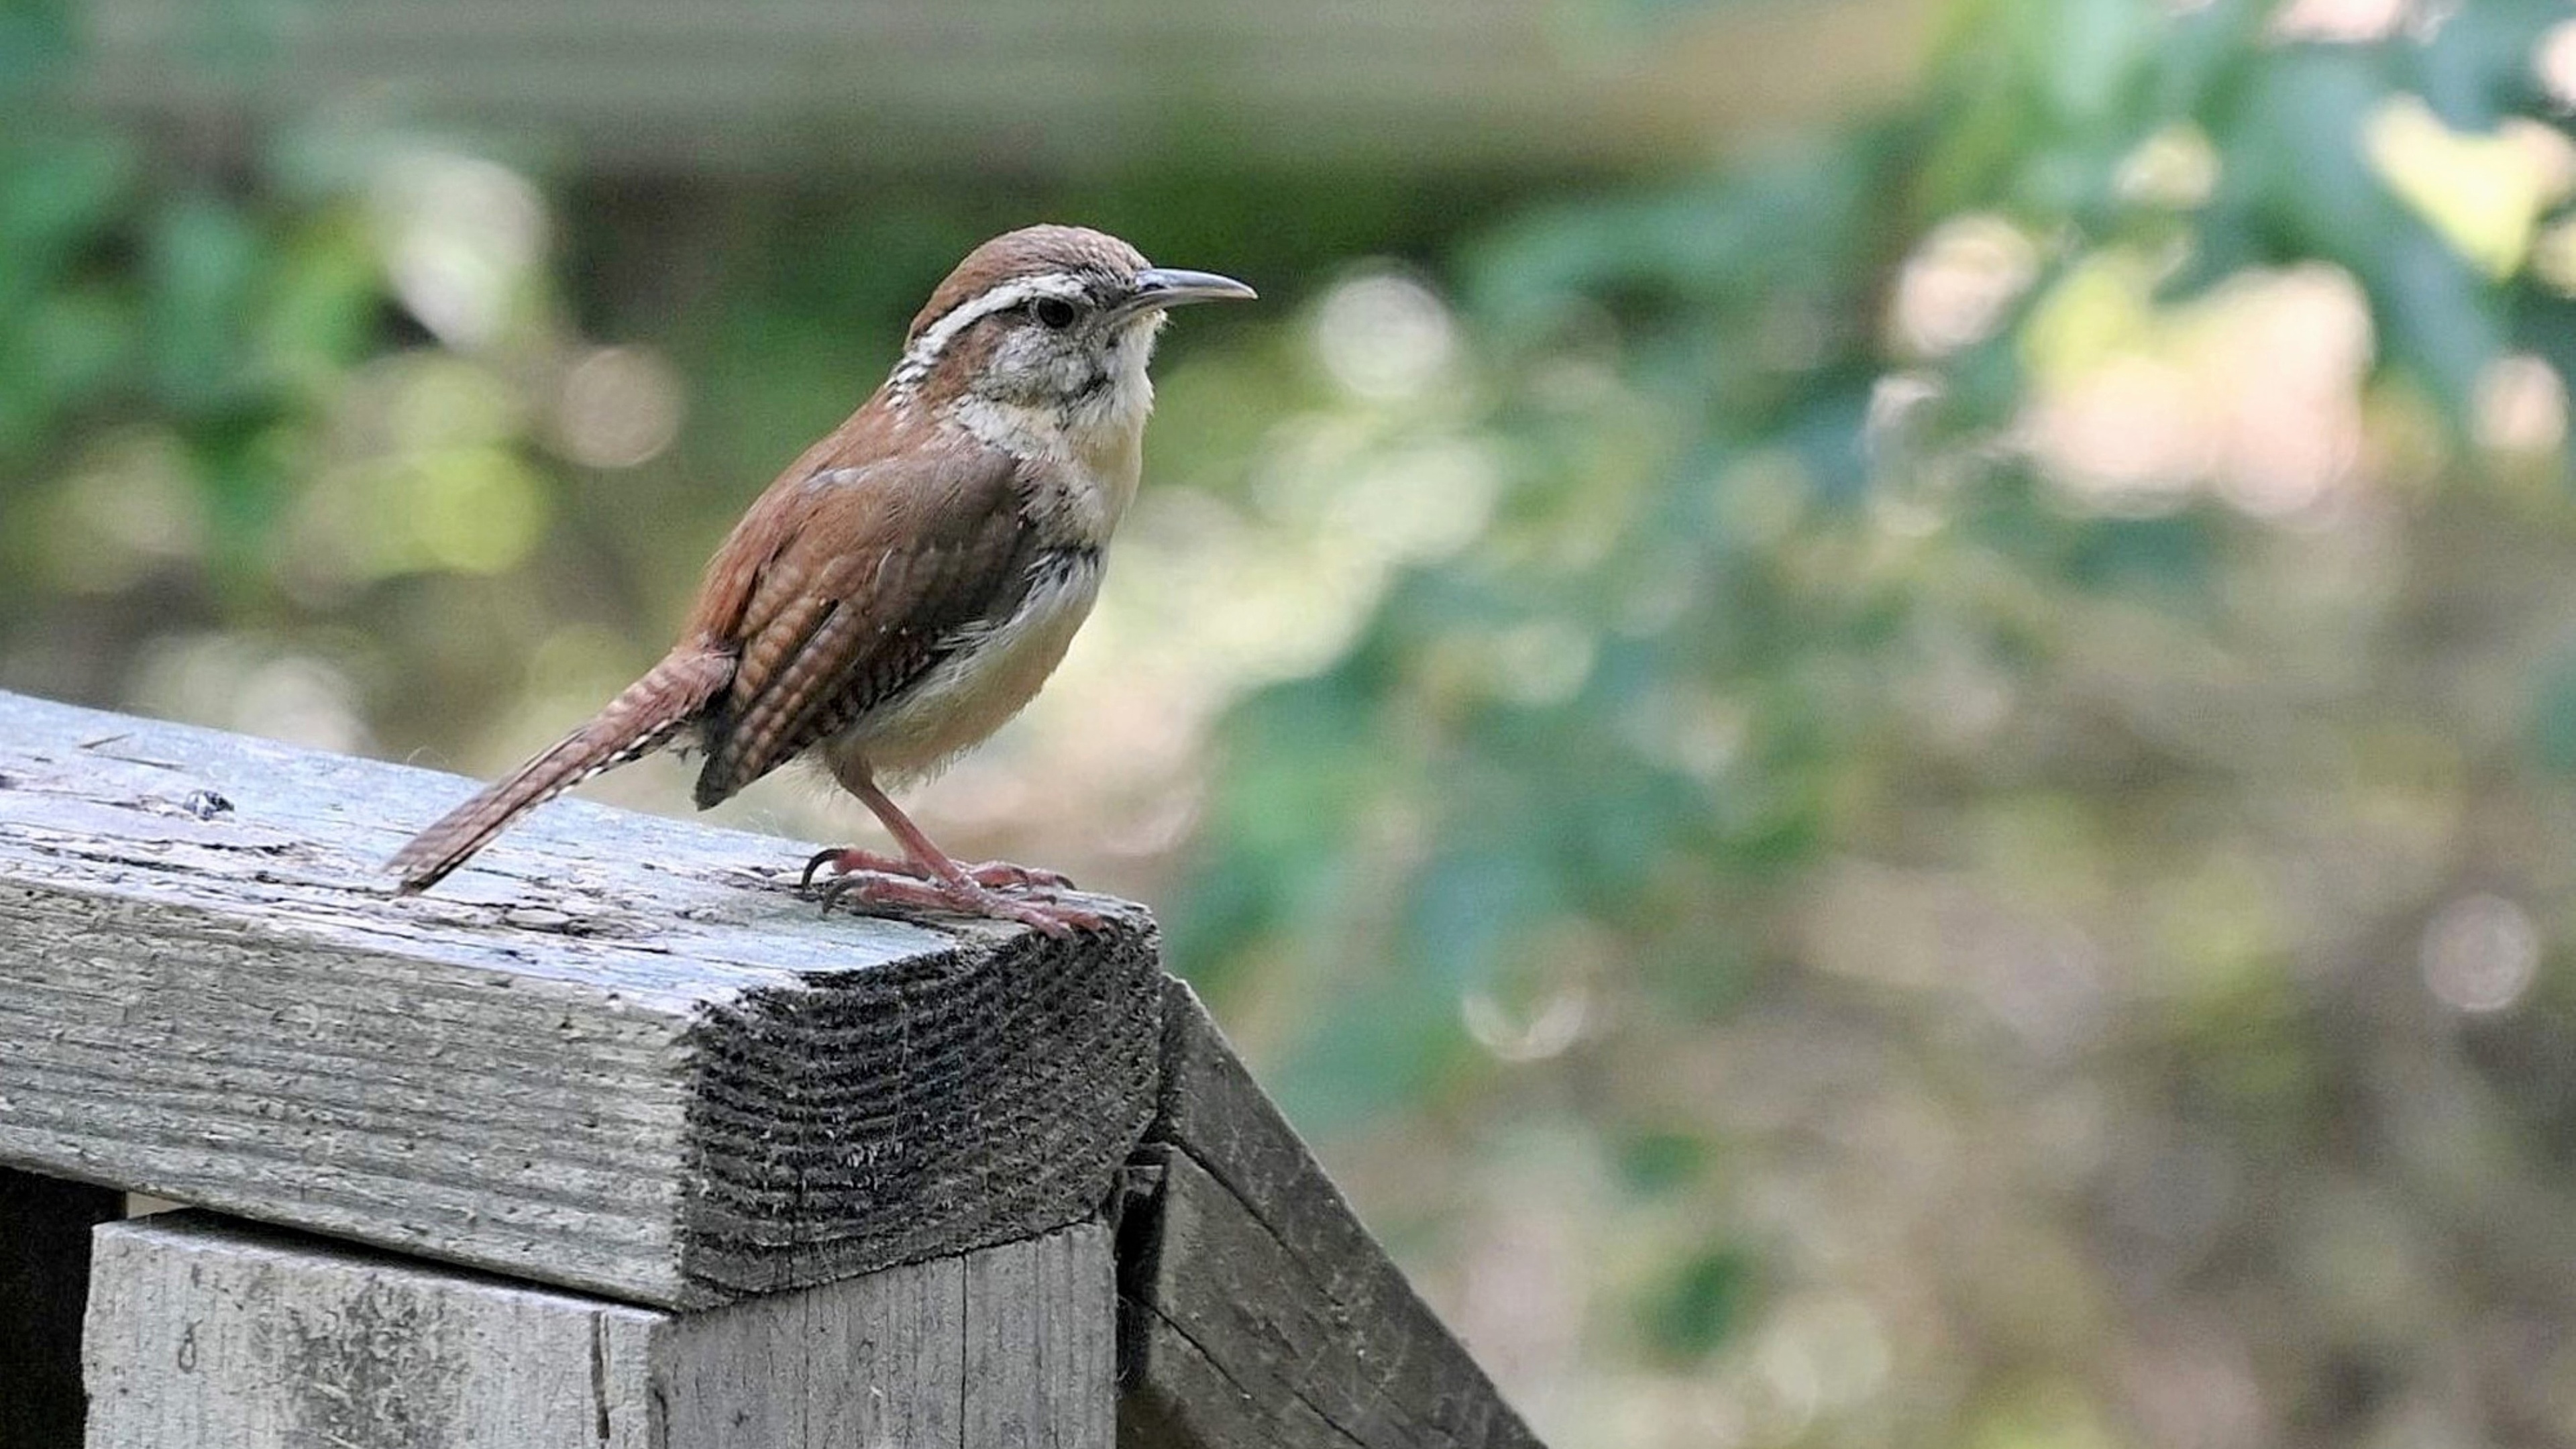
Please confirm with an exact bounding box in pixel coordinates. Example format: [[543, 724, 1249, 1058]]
[[682, 904, 1165, 1295]]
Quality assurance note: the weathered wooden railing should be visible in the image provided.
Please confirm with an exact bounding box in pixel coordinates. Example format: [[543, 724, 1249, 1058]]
[[0, 690, 1541, 1448]]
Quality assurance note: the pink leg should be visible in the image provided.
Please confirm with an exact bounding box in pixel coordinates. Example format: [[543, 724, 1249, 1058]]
[[803, 760, 1097, 936]]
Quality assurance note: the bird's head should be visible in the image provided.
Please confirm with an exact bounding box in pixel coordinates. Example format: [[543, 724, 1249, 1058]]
[[887, 225, 1254, 450]]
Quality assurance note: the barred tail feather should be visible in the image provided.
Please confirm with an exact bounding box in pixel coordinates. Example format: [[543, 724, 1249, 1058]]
[[388, 647, 732, 894]]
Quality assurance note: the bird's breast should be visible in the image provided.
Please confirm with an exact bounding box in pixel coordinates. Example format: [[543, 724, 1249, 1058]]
[[945, 392, 1148, 549], [835, 548, 1104, 781]]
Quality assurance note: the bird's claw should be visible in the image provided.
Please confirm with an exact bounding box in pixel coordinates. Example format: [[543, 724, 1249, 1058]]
[[801, 848, 1096, 936], [800, 847, 850, 892], [801, 847, 1073, 893], [964, 860, 1073, 890], [811, 868, 1102, 938]]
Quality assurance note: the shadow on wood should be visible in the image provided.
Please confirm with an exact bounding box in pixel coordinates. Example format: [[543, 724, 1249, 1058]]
[[0, 1168, 121, 1448]]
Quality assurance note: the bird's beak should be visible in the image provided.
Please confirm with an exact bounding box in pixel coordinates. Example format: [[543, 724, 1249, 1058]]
[[1119, 267, 1258, 316]]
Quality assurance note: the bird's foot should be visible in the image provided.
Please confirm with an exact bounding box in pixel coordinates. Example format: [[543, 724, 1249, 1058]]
[[800, 847, 1071, 892], [810, 868, 1102, 938], [800, 848, 1095, 936]]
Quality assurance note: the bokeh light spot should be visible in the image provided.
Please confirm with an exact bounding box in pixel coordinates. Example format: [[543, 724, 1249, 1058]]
[[2365, 98, 2576, 280], [2538, 19, 2576, 111], [371, 151, 548, 351], [554, 345, 686, 469], [1892, 213, 2039, 358], [410, 449, 550, 575], [2115, 124, 2221, 209], [2420, 893, 2540, 1014], [2271, 0, 2412, 44], [44, 430, 206, 592], [2473, 354, 2569, 458], [1311, 268, 1459, 401]]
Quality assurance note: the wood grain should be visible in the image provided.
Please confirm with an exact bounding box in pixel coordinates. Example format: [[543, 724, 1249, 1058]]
[[0, 690, 1162, 1308], [1118, 979, 1544, 1449], [0, 1167, 123, 1448], [84, 1210, 1114, 1448], [0, 690, 1542, 1444]]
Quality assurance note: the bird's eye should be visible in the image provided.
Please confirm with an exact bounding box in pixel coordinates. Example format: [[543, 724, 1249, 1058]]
[[1031, 297, 1079, 330]]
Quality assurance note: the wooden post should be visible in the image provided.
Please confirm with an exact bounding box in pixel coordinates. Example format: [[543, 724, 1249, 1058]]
[[84, 1212, 1113, 1448], [0, 690, 1542, 1446]]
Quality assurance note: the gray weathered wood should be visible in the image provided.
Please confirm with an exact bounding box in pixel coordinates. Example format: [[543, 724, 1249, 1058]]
[[0, 689, 1163, 1308], [85, 1210, 1114, 1448], [1118, 979, 1542, 1449], [968, 1214, 1118, 1448], [1, 691, 1542, 1445], [0, 1167, 124, 1448]]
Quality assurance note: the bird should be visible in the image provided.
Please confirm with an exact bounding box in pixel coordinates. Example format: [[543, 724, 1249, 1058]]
[[386, 224, 1254, 935]]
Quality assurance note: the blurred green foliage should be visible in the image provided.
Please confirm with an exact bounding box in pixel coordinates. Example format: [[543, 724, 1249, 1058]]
[[1175, 1, 2576, 1444], [12, 1, 2576, 1446]]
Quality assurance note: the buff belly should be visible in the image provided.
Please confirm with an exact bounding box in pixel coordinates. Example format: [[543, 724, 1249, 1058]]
[[824, 553, 1104, 784]]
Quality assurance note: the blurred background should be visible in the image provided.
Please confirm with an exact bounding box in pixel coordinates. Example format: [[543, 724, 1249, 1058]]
[[12, 0, 2576, 1444]]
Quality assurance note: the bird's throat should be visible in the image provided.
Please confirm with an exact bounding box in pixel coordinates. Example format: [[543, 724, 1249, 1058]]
[[945, 381, 1150, 547]]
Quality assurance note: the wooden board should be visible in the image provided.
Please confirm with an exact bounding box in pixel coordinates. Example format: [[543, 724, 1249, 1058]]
[[50, 0, 1938, 178], [0, 690, 1163, 1309], [1118, 980, 1543, 1449], [83, 1210, 1113, 1448], [0, 1167, 124, 1449]]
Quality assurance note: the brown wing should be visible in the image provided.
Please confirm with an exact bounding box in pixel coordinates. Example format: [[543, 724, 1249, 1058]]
[[688, 441, 1040, 808]]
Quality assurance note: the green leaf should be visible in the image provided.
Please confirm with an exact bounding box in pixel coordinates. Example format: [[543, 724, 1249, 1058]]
[[2226, 46, 2504, 426], [145, 194, 265, 411], [2407, 0, 2565, 128], [0, 0, 75, 91], [1617, 1128, 1711, 1195], [0, 136, 136, 299], [1644, 1246, 1757, 1358]]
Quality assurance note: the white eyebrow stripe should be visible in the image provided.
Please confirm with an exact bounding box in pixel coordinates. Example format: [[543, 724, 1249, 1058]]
[[888, 271, 1092, 391]]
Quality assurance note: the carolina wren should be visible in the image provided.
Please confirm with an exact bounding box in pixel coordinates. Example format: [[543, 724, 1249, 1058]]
[[388, 225, 1254, 934]]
